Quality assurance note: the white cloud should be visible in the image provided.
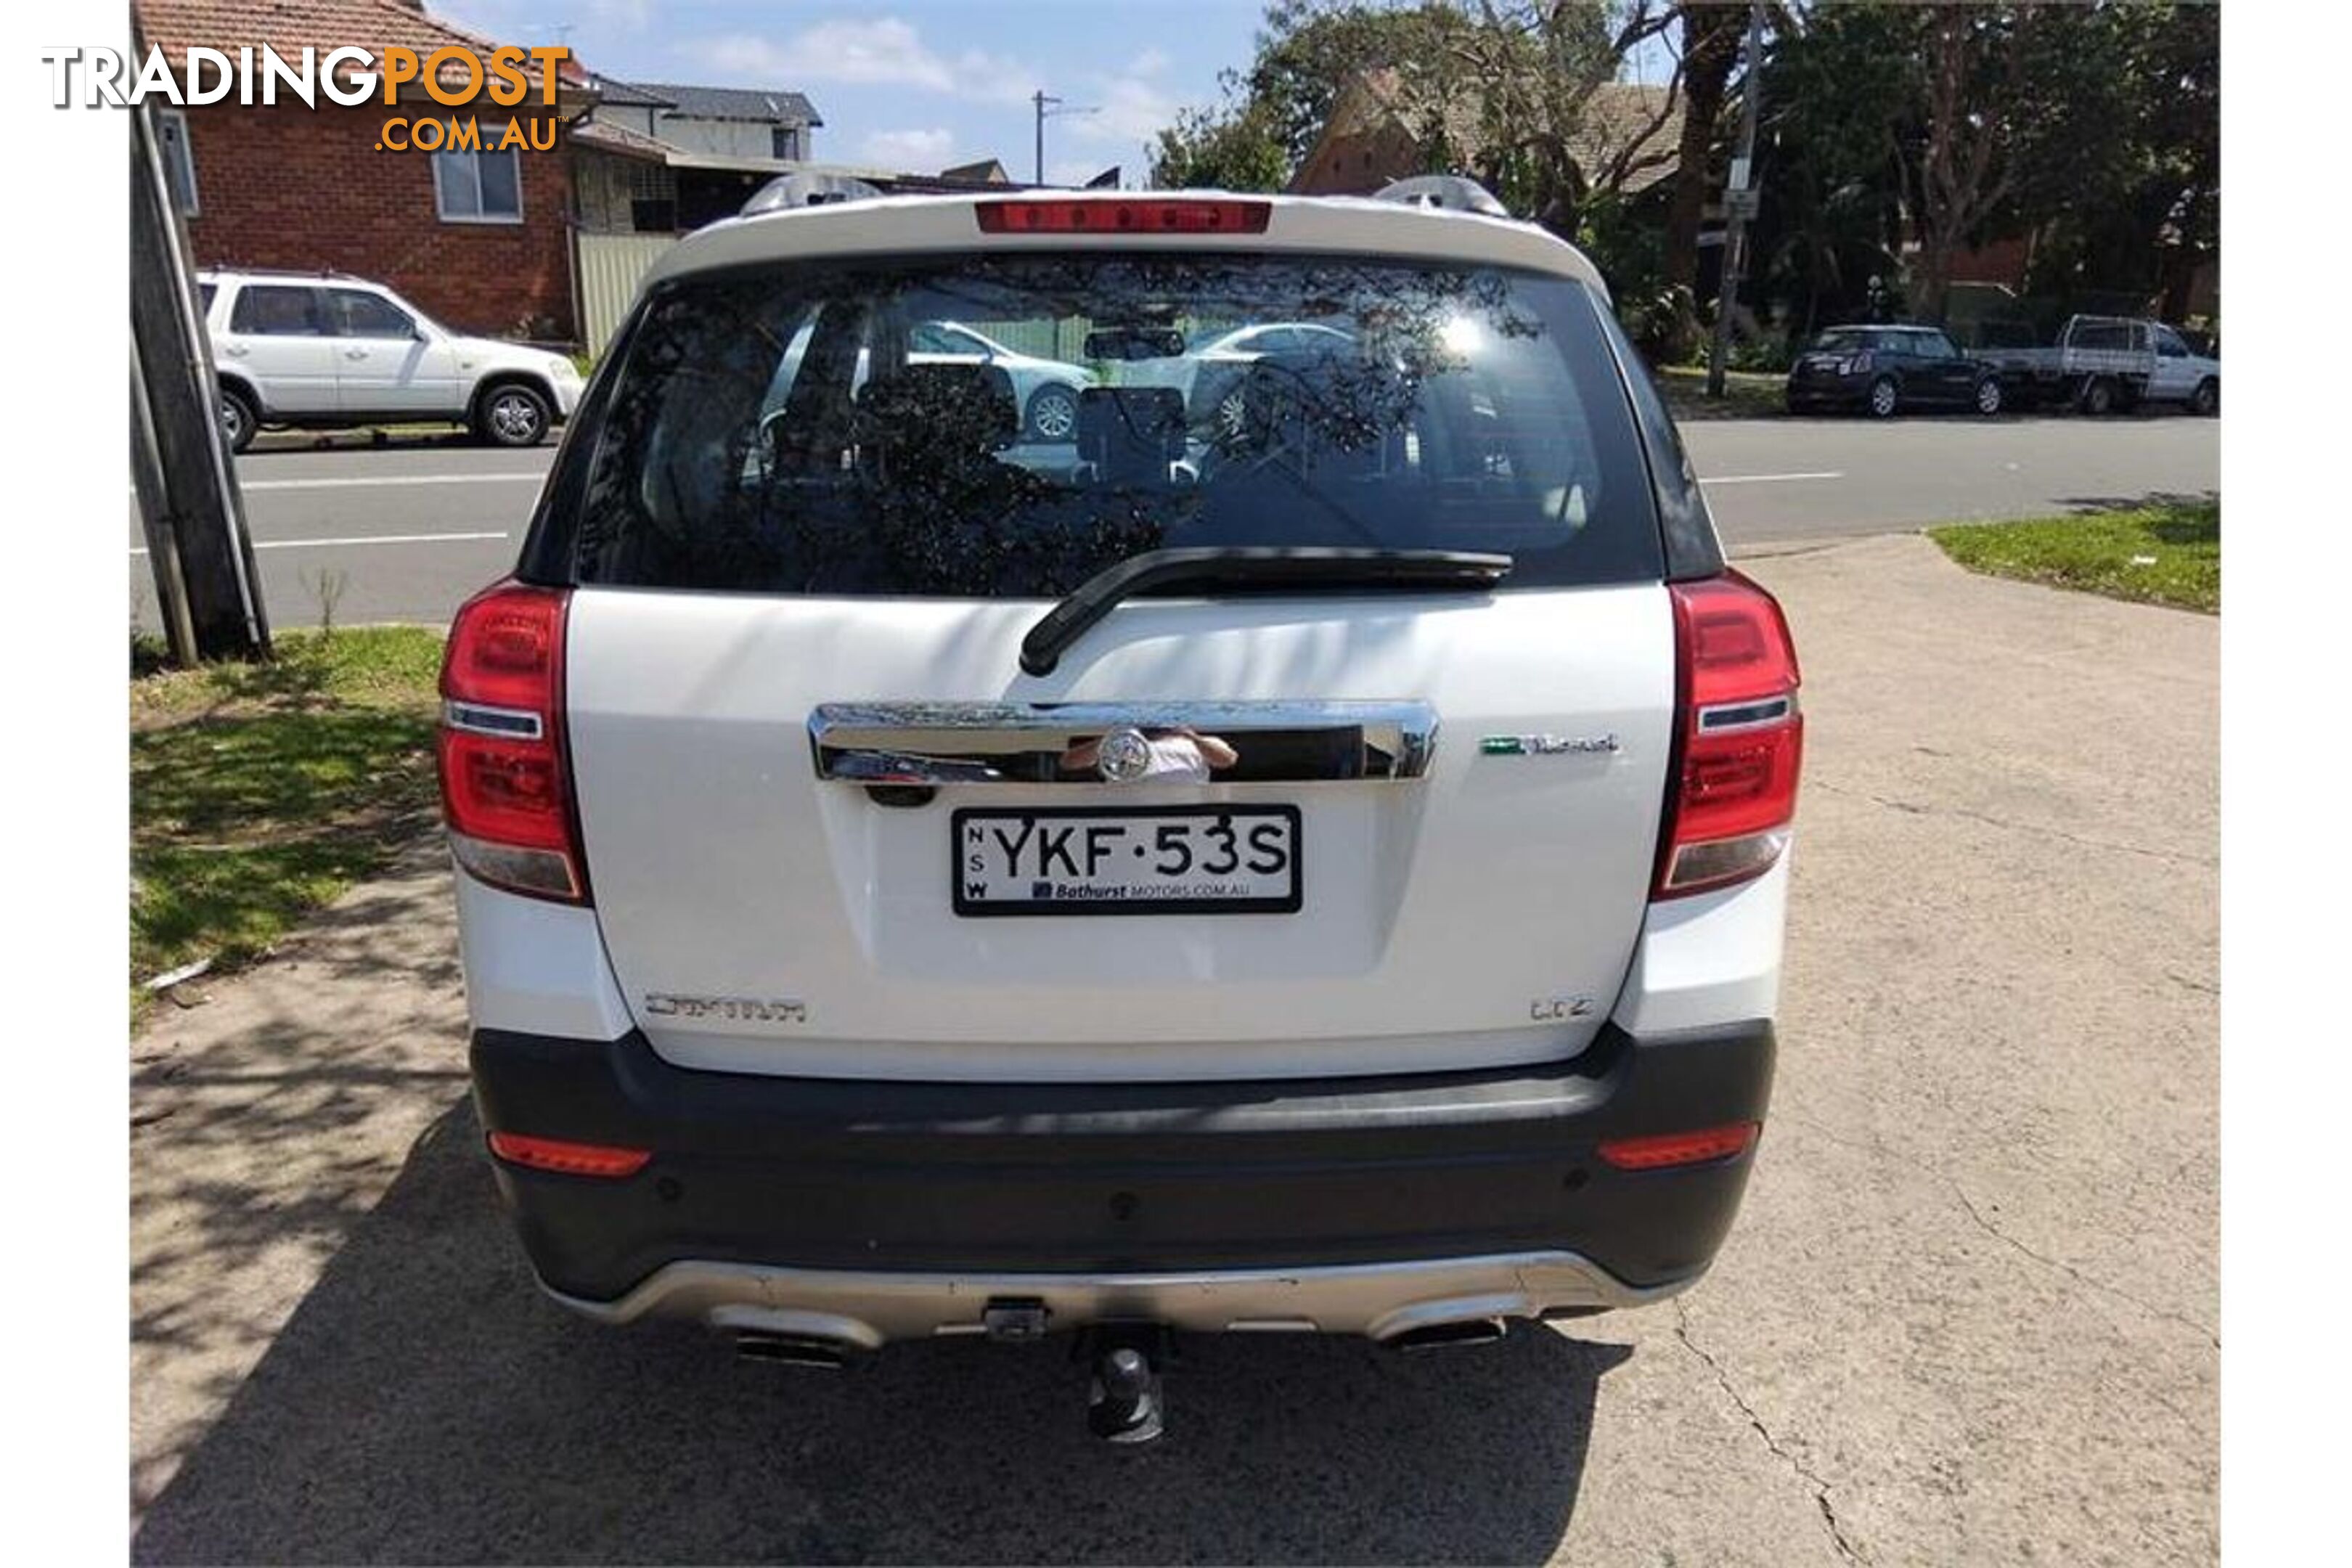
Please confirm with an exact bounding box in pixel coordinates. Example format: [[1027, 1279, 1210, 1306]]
[[1072, 72, 1180, 145], [861, 127, 956, 168], [1128, 48, 1171, 78], [686, 18, 1031, 105]]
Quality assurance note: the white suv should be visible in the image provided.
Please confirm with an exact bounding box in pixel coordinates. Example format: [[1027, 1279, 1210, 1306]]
[[441, 188, 1800, 1437], [198, 269, 582, 451]]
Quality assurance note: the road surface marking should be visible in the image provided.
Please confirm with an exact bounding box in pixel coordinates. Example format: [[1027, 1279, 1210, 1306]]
[[130, 530, 510, 556], [1699, 471, 1845, 486], [240, 473, 547, 491]]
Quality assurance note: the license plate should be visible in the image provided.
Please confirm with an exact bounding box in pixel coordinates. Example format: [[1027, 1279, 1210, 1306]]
[[952, 806, 1302, 917]]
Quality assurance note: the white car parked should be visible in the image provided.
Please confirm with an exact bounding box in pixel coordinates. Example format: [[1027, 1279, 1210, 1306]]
[[198, 269, 582, 451], [444, 184, 1800, 1440], [909, 319, 1095, 442]]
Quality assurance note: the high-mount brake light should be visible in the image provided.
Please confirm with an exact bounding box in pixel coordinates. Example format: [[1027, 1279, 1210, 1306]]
[[1654, 572, 1804, 899], [437, 581, 587, 902], [976, 198, 1271, 235]]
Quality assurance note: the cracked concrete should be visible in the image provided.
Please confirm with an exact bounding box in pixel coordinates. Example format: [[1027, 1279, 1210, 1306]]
[[128, 533, 2215, 1564]]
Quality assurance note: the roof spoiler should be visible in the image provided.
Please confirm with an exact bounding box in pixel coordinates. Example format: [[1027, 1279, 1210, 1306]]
[[743, 171, 884, 217], [1372, 175, 1509, 218]]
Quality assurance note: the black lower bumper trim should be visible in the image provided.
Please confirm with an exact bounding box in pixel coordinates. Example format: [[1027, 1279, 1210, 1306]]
[[471, 1018, 1775, 1305]]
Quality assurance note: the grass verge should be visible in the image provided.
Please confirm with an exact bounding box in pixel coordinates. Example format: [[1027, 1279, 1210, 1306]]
[[1657, 364, 1785, 421], [1930, 498, 2218, 613], [131, 626, 444, 1019]]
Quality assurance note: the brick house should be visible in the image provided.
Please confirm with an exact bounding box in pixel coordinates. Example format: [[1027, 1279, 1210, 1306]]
[[134, 0, 591, 342]]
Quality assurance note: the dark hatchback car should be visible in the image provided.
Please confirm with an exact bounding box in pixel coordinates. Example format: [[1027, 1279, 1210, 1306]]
[[1784, 324, 2005, 418]]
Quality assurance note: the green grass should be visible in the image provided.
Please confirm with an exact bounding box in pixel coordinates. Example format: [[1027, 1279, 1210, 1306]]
[[1930, 499, 2219, 613], [1657, 364, 1785, 421], [131, 627, 445, 1016]]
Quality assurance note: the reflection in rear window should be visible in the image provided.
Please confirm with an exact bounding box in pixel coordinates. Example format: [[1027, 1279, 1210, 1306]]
[[563, 253, 1659, 596]]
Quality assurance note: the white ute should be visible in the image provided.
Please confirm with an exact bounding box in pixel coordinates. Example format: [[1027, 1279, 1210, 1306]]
[[442, 184, 1802, 1440]]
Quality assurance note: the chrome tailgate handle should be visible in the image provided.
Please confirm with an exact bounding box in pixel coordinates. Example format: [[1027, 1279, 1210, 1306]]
[[809, 701, 1438, 785]]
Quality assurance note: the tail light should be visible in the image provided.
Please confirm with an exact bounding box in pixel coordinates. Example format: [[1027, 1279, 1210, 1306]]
[[1655, 572, 1803, 898], [437, 581, 586, 902], [976, 198, 1270, 234]]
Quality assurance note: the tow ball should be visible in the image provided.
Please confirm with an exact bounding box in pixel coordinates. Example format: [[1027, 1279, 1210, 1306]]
[[1078, 1326, 1169, 1445]]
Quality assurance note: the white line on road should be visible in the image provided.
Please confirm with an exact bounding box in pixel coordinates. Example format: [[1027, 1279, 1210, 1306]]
[[130, 530, 510, 556], [1698, 470, 1845, 486], [240, 473, 547, 491]]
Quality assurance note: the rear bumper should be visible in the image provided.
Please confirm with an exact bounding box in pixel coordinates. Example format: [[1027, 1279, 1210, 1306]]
[[471, 1018, 1774, 1338]]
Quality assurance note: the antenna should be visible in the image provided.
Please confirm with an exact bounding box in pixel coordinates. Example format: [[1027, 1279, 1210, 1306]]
[[1032, 90, 1100, 186]]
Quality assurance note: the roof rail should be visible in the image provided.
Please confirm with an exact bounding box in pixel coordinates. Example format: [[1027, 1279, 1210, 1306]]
[[743, 171, 885, 216], [1372, 175, 1509, 218]]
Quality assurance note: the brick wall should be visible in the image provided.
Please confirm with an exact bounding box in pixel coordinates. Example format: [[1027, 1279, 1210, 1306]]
[[179, 102, 576, 342]]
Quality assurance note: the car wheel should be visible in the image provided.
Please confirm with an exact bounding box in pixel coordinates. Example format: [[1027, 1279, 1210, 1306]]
[[1866, 375, 1899, 419], [1973, 376, 2004, 417], [2080, 377, 2115, 417], [475, 382, 551, 447], [2192, 377, 2218, 417], [219, 385, 258, 454], [1025, 384, 1079, 444]]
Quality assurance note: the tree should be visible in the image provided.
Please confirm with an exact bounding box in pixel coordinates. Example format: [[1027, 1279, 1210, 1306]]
[[1662, 1, 1747, 292], [1149, 102, 1289, 191]]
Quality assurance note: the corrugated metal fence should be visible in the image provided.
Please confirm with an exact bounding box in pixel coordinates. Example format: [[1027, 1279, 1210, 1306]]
[[576, 232, 678, 354]]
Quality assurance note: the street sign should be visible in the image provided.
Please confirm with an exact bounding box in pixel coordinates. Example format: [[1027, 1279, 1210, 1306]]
[[1723, 187, 1761, 221]]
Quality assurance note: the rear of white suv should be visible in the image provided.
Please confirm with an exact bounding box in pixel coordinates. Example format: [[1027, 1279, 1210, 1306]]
[[444, 192, 1800, 1404]]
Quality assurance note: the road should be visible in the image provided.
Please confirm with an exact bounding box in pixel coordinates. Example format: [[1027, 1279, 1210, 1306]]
[[131, 534, 2216, 1564], [129, 413, 2219, 630]]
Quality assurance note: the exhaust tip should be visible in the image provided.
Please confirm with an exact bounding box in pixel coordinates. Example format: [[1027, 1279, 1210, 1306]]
[[1386, 1317, 1509, 1352], [734, 1330, 854, 1369]]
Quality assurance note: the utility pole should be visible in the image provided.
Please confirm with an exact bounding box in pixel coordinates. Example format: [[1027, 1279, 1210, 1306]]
[[1032, 90, 1098, 186], [128, 73, 269, 661], [1707, 0, 1766, 400]]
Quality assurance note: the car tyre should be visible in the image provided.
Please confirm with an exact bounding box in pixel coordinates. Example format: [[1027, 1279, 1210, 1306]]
[[219, 385, 258, 454], [1973, 376, 2004, 417], [2079, 377, 2116, 417], [474, 380, 552, 447], [1025, 383, 1079, 444], [2192, 377, 2218, 417], [1866, 375, 1899, 419]]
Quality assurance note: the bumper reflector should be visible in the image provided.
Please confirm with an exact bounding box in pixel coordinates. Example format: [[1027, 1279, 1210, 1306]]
[[488, 1131, 653, 1178], [1596, 1122, 1760, 1171]]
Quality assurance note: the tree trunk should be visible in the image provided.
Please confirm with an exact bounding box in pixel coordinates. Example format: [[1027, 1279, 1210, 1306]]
[[1664, 4, 1745, 292]]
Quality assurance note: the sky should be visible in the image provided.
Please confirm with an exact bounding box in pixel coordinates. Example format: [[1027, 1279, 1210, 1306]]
[[437, 0, 1272, 186]]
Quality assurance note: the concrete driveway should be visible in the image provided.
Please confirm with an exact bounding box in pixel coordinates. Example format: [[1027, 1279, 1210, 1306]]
[[128, 534, 2216, 1565]]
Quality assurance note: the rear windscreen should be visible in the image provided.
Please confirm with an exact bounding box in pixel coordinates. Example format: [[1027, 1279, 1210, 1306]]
[[561, 253, 1661, 596]]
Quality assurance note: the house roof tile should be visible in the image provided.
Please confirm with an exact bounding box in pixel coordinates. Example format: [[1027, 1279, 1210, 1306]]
[[133, 0, 587, 95]]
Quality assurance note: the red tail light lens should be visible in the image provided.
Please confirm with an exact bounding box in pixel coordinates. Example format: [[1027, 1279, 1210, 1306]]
[[488, 1131, 650, 1178], [1657, 572, 1804, 898], [438, 581, 586, 902], [1598, 1122, 1760, 1171], [976, 198, 1270, 234]]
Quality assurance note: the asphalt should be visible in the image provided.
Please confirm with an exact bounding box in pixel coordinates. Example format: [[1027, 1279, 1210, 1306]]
[[128, 533, 2216, 1564], [128, 412, 2221, 630]]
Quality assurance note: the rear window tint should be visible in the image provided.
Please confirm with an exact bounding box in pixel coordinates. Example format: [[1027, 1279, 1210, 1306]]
[[558, 252, 1660, 596]]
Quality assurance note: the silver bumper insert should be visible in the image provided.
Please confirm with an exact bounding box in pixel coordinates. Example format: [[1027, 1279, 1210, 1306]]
[[542, 1251, 1696, 1346]]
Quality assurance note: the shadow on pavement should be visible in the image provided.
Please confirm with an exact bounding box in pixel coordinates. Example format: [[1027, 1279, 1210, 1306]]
[[134, 1097, 1629, 1565]]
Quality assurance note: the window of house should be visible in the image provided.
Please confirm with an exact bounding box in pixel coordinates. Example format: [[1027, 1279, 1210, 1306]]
[[629, 160, 677, 233], [433, 128, 524, 223], [771, 126, 801, 160], [156, 108, 198, 216], [229, 285, 327, 336]]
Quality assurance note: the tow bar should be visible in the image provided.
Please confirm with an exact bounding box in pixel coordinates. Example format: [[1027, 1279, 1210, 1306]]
[[1079, 1327, 1168, 1445]]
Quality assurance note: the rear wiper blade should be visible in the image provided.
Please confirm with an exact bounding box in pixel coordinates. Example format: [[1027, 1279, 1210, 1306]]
[[1020, 547, 1512, 677]]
